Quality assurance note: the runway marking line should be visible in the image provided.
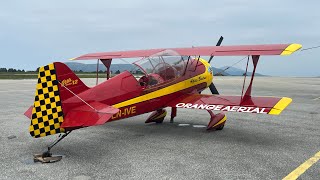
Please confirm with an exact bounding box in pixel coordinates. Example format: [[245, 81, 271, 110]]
[[0, 90, 33, 93], [313, 97, 320, 100], [178, 124, 190, 127], [192, 125, 206, 128], [283, 151, 320, 180]]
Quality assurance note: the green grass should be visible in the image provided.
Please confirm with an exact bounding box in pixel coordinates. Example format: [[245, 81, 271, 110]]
[[0, 74, 38, 79]]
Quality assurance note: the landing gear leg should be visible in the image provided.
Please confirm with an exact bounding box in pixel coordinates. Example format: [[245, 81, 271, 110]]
[[207, 111, 227, 131], [170, 107, 177, 123], [34, 131, 71, 163]]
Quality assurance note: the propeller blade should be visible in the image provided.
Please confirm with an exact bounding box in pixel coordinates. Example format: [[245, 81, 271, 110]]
[[209, 83, 219, 95], [216, 36, 224, 46], [208, 36, 224, 63]]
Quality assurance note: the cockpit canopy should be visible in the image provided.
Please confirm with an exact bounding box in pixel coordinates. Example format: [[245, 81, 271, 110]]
[[133, 50, 188, 87]]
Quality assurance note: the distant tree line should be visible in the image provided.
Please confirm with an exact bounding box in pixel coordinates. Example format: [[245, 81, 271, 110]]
[[72, 70, 84, 73], [0, 68, 26, 72]]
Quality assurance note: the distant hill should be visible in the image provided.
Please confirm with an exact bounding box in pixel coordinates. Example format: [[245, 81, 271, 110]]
[[64, 62, 261, 76], [211, 67, 229, 76], [65, 62, 134, 73], [219, 66, 265, 76]]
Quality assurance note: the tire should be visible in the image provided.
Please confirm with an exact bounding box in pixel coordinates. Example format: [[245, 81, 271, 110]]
[[216, 124, 224, 130]]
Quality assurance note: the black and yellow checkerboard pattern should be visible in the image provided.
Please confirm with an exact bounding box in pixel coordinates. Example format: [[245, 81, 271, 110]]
[[30, 63, 65, 138]]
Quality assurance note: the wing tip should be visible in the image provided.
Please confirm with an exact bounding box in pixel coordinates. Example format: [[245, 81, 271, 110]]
[[268, 97, 292, 115], [69, 57, 77, 60], [281, 44, 302, 56]]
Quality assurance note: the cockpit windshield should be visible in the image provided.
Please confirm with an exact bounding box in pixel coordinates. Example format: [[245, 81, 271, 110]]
[[133, 50, 188, 87]]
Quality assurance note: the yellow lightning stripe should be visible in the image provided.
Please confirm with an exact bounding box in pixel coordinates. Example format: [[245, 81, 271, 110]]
[[113, 59, 212, 108], [281, 44, 302, 55], [268, 97, 292, 115], [212, 115, 227, 128], [154, 111, 167, 119], [283, 151, 320, 180]]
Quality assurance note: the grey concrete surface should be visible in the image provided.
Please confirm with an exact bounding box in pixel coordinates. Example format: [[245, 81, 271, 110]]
[[0, 77, 319, 180]]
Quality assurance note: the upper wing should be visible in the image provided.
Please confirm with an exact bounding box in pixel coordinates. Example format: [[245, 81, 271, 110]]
[[71, 44, 301, 60], [167, 94, 292, 115]]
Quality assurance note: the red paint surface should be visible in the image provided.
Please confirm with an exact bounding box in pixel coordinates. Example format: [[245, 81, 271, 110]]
[[55, 62, 89, 101], [73, 44, 290, 60]]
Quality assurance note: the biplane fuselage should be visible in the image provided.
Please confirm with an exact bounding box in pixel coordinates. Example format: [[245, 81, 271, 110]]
[[63, 58, 212, 122]]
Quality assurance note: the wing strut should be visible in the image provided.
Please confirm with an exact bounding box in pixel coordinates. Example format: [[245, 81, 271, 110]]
[[241, 56, 250, 99], [194, 55, 201, 71], [96, 59, 99, 85], [101, 59, 112, 80], [95, 58, 113, 83], [240, 55, 260, 104], [183, 56, 191, 75]]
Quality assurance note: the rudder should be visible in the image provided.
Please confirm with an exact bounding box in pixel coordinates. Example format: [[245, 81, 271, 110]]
[[30, 63, 64, 138], [29, 62, 89, 138]]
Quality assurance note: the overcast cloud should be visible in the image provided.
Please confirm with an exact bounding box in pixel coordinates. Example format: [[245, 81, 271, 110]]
[[0, 0, 319, 76]]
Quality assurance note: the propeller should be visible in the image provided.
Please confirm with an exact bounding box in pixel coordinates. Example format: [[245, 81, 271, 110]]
[[208, 36, 223, 64], [208, 36, 224, 95], [209, 83, 219, 94]]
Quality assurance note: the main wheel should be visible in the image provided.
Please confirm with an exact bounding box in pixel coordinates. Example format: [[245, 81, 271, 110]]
[[216, 124, 224, 130], [155, 117, 165, 124]]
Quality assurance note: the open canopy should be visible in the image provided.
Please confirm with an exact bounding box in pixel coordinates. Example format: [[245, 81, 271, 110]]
[[133, 50, 187, 75], [132, 49, 188, 86], [70, 44, 302, 60]]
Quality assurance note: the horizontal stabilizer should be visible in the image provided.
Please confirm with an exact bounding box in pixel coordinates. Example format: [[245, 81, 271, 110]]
[[61, 101, 119, 128], [167, 94, 292, 115]]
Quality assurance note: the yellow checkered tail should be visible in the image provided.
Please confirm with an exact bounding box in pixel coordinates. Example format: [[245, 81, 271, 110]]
[[30, 63, 65, 138]]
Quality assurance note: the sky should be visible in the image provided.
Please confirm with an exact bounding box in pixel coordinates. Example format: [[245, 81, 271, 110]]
[[0, 0, 319, 76]]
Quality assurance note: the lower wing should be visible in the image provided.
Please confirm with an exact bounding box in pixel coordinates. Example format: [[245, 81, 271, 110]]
[[167, 94, 292, 115]]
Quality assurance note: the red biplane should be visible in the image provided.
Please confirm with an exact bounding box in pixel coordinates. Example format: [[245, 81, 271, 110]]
[[24, 38, 301, 162]]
